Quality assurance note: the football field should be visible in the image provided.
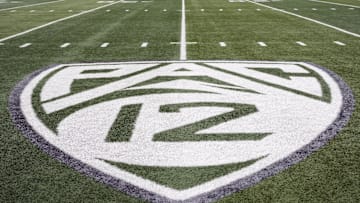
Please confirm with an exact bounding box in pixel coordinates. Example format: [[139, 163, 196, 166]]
[[0, 0, 359, 202]]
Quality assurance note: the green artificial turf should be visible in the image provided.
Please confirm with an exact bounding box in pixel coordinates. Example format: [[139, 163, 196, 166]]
[[0, 0, 359, 202]]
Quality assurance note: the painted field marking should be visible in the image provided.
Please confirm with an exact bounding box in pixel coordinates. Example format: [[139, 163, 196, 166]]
[[293, 8, 298, 10], [201, 9, 204, 11], [141, 42, 148, 47], [219, 8, 223, 11], [60, 43, 71, 48], [100, 42, 109, 48], [247, 0, 360, 38], [309, 0, 360, 8], [106, 9, 111, 12], [170, 42, 197, 45], [334, 41, 346, 46], [49, 10, 54, 12], [19, 43, 32, 48], [30, 10, 36, 12], [219, 42, 227, 47], [180, 0, 186, 60], [349, 7, 355, 10], [144, 9, 148, 12], [0, 0, 64, 12], [68, 10, 73, 12], [330, 8, 336, 10], [256, 8, 261, 11], [125, 9, 129, 12], [238, 8, 242, 11], [311, 8, 317, 10], [257, 41, 267, 47], [163, 9, 167, 12], [296, 41, 307, 46], [0, 1, 122, 43]]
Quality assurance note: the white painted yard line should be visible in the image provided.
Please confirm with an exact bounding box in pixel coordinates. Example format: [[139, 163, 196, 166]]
[[106, 9, 111, 12], [293, 8, 298, 10], [100, 42, 109, 47], [219, 42, 227, 47], [180, 0, 186, 60], [141, 42, 148, 47], [256, 8, 261, 11], [19, 43, 32, 48], [334, 41, 346, 46], [219, 8, 223, 11], [60, 42, 71, 48], [296, 41, 307, 46], [49, 9, 54, 12], [30, 10, 36, 12], [330, 8, 336, 10], [0, 0, 64, 12], [257, 42, 267, 47], [163, 9, 167, 12], [311, 8, 317, 10], [201, 9, 204, 11], [238, 8, 242, 11], [170, 42, 197, 45], [0, 1, 122, 43], [309, 0, 360, 8], [247, 0, 360, 38]]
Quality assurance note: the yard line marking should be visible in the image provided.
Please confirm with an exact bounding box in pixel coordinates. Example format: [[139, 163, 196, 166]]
[[30, 10, 36, 12], [163, 9, 167, 12], [219, 8, 223, 11], [238, 8, 242, 11], [49, 10, 54, 12], [68, 10, 73, 12], [296, 41, 307, 46], [309, 0, 360, 8], [330, 8, 336, 10], [141, 42, 148, 47], [60, 43, 71, 48], [0, 0, 64, 12], [144, 9, 148, 12], [219, 42, 227, 47], [19, 43, 32, 48], [100, 42, 109, 48], [334, 41, 346, 46], [106, 9, 111, 12], [201, 9, 204, 11], [349, 7, 355, 10], [311, 8, 317, 10], [257, 42, 267, 47], [0, 1, 122, 43], [170, 42, 197, 44], [247, 0, 360, 38], [180, 0, 186, 60], [293, 8, 298, 10], [256, 8, 261, 11], [125, 9, 129, 12]]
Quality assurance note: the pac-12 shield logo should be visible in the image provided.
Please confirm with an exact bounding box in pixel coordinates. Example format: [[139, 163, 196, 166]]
[[10, 61, 354, 202]]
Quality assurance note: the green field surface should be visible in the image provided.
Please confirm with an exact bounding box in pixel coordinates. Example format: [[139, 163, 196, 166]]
[[0, 0, 54, 9], [0, 0, 359, 202], [263, 0, 360, 33]]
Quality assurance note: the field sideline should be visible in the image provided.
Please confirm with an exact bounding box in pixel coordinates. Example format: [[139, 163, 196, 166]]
[[0, 0, 359, 202]]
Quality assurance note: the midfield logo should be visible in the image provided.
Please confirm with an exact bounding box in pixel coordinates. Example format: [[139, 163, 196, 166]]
[[10, 61, 353, 202]]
